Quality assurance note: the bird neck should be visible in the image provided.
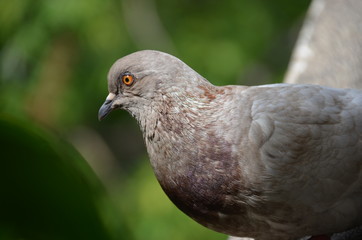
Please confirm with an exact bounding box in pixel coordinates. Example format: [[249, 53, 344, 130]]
[[137, 84, 240, 181]]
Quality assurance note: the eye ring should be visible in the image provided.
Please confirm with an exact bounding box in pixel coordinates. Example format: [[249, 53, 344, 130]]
[[121, 74, 134, 86]]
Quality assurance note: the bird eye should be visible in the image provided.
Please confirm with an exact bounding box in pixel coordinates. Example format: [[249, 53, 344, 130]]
[[121, 74, 134, 86]]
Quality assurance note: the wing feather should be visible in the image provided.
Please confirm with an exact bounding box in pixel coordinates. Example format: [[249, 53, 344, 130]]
[[246, 84, 362, 213]]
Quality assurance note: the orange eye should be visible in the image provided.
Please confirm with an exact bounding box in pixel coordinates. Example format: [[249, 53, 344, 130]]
[[122, 74, 134, 86]]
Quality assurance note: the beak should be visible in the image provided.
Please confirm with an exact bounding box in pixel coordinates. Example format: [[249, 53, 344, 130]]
[[98, 93, 116, 121]]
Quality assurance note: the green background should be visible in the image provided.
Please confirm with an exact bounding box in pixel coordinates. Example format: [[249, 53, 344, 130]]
[[0, 0, 310, 239]]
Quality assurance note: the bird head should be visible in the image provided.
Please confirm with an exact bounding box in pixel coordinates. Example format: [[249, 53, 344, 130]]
[[98, 50, 209, 121]]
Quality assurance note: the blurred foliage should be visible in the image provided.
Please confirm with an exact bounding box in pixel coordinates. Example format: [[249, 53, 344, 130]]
[[0, 115, 131, 240], [0, 0, 310, 239]]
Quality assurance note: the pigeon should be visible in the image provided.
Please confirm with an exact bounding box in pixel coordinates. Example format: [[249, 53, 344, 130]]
[[99, 50, 362, 240]]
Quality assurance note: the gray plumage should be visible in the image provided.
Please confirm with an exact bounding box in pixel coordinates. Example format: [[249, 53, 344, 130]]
[[99, 50, 362, 240]]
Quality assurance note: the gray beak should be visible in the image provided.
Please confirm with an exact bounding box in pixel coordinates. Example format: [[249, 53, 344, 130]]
[[98, 93, 116, 121], [98, 100, 113, 121]]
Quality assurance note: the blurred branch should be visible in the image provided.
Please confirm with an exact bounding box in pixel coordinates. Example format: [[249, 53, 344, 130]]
[[68, 126, 121, 187], [122, 0, 175, 52], [285, 0, 362, 89]]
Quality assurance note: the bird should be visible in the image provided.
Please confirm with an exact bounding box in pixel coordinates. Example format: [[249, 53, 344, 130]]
[[98, 50, 362, 240]]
